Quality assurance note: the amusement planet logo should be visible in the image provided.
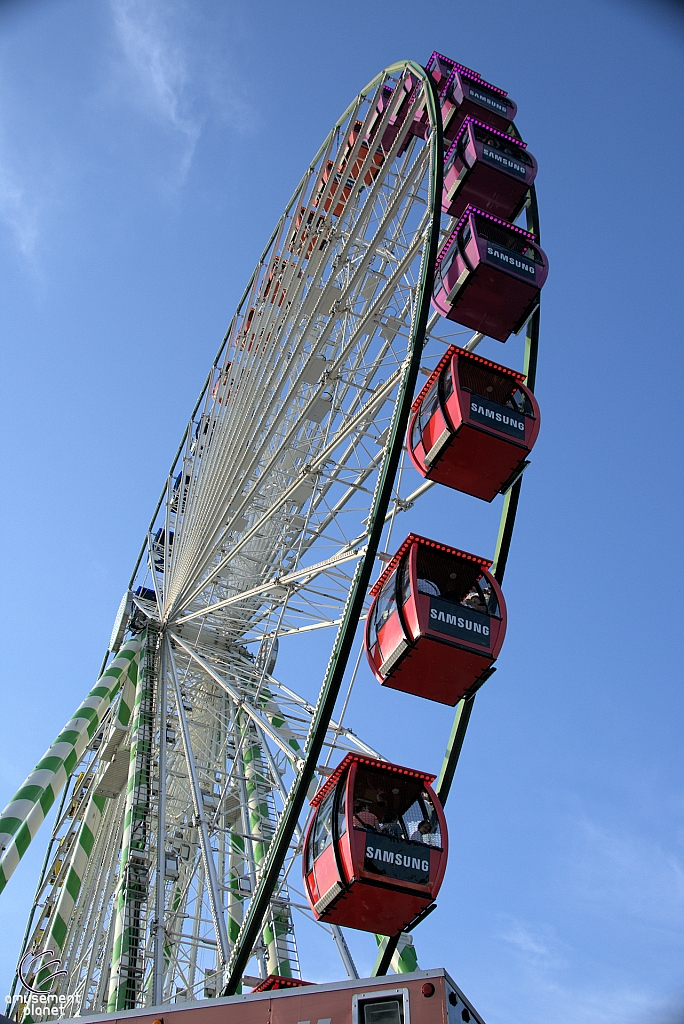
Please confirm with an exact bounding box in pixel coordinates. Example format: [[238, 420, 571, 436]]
[[9, 952, 72, 1018]]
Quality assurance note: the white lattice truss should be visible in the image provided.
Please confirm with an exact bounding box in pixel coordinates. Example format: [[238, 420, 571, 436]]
[[12, 64, 477, 1017]]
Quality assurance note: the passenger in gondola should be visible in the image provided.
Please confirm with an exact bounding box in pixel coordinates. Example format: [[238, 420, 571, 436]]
[[380, 816, 403, 840], [431, 207, 548, 342], [462, 586, 488, 614], [365, 533, 508, 706], [376, 600, 394, 629], [407, 346, 542, 502], [353, 798, 378, 830], [409, 820, 432, 843], [304, 752, 448, 934], [317, 814, 333, 853], [372, 789, 400, 838]]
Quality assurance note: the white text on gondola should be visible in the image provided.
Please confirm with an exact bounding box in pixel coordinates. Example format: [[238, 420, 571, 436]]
[[470, 402, 524, 431], [486, 244, 536, 276], [430, 610, 490, 635], [366, 846, 429, 871]]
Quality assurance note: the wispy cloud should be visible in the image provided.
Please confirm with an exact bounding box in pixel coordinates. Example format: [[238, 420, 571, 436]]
[[536, 979, 676, 1024], [500, 917, 566, 967], [109, 0, 201, 183], [0, 163, 38, 261], [495, 913, 680, 1024], [488, 815, 684, 1024]]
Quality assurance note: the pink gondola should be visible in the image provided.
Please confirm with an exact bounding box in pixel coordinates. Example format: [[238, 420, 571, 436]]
[[432, 206, 548, 342], [443, 117, 537, 221]]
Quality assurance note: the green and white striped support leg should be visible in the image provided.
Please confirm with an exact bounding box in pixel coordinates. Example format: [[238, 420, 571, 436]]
[[261, 691, 303, 760], [393, 934, 418, 973], [242, 723, 293, 978], [33, 668, 139, 991], [227, 831, 245, 945], [35, 793, 108, 989], [0, 637, 142, 896], [34, 670, 141, 989], [107, 630, 157, 1011], [262, 903, 293, 979], [373, 933, 418, 975], [225, 833, 245, 994], [112, 666, 138, 733]]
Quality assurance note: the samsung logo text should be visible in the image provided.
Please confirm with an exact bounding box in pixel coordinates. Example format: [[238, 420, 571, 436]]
[[468, 87, 509, 115], [430, 609, 490, 635], [486, 244, 536, 276], [482, 145, 527, 177], [471, 402, 524, 431], [366, 846, 429, 871]]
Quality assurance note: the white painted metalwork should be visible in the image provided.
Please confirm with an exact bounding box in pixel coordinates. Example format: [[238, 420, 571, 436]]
[[9, 61, 482, 1017]]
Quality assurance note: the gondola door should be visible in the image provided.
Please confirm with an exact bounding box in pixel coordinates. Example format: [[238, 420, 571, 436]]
[[411, 375, 451, 472], [311, 788, 340, 900], [366, 568, 411, 679]]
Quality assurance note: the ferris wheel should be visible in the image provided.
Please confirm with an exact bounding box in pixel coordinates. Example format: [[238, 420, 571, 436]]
[[0, 52, 544, 1019]]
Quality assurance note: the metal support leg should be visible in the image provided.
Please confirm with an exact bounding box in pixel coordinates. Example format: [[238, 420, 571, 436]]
[[436, 694, 476, 805], [167, 640, 231, 965], [153, 638, 168, 1004], [330, 925, 358, 979]]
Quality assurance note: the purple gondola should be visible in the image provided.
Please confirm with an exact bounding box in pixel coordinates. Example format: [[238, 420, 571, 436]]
[[426, 51, 517, 142], [442, 117, 537, 221], [426, 51, 459, 94], [431, 206, 548, 343]]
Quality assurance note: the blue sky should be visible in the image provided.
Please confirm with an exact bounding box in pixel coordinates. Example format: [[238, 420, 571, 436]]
[[1, 1, 683, 1022]]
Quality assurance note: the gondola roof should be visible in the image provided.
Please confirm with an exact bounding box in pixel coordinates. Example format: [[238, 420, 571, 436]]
[[311, 752, 436, 807], [426, 52, 510, 99], [436, 204, 538, 269], [411, 347, 526, 412], [369, 533, 492, 597]]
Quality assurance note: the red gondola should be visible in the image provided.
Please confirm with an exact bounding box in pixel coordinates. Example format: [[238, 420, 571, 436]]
[[364, 534, 506, 706], [432, 206, 548, 342], [407, 346, 540, 502], [442, 117, 537, 221], [426, 52, 517, 141], [303, 753, 447, 935]]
